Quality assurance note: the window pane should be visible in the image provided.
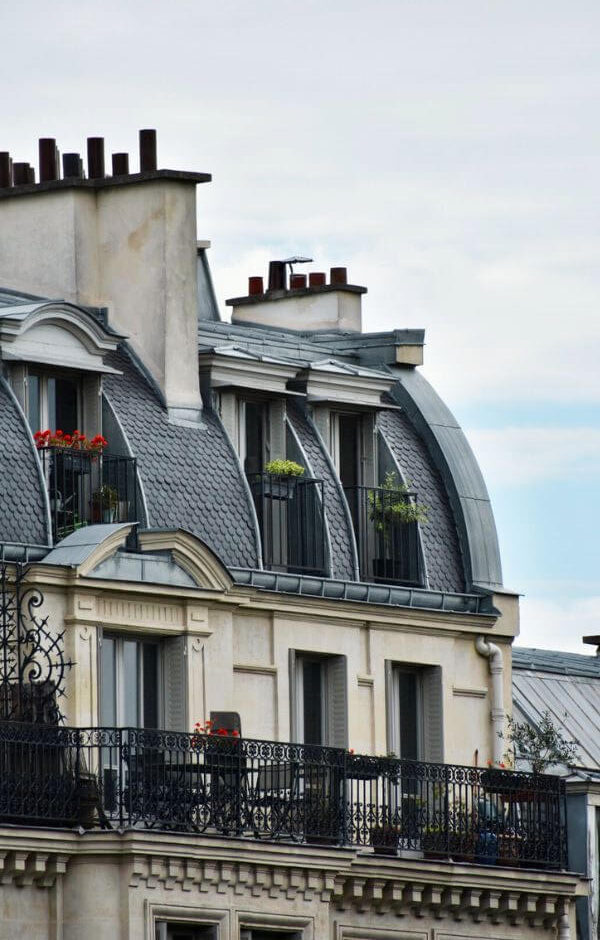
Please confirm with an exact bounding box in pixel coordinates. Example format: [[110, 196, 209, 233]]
[[27, 374, 40, 431], [338, 414, 360, 488], [100, 636, 116, 726], [302, 659, 322, 745], [398, 671, 419, 760], [123, 640, 139, 726], [53, 376, 79, 433], [142, 643, 159, 729]]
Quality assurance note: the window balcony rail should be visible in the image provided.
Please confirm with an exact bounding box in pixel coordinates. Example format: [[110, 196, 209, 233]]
[[344, 484, 422, 586], [0, 722, 567, 871], [247, 473, 327, 576], [36, 447, 138, 542]]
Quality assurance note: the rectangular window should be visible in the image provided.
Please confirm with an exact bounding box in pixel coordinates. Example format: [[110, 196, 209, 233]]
[[156, 924, 217, 940], [242, 400, 268, 474], [100, 634, 160, 728], [385, 661, 443, 763], [26, 369, 81, 433], [241, 932, 301, 940], [290, 651, 347, 748]]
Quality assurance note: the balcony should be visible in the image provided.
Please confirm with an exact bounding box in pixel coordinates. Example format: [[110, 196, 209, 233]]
[[344, 484, 422, 585], [248, 473, 327, 576], [0, 722, 567, 870], [36, 447, 138, 542]]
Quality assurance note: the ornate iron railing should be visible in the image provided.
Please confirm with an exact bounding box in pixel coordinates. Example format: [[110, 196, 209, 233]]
[[247, 474, 327, 576], [344, 484, 422, 586], [36, 447, 138, 542], [0, 723, 567, 869]]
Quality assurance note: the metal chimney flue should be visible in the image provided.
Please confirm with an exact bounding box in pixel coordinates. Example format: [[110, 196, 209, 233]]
[[0, 153, 11, 188], [139, 129, 157, 172], [112, 153, 130, 175], [62, 153, 83, 179], [290, 273, 307, 289], [87, 137, 105, 179], [39, 138, 58, 182], [309, 272, 326, 288], [268, 261, 286, 292]]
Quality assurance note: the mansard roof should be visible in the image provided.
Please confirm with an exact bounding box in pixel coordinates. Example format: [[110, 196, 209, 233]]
[[0, 289, 503, 601]]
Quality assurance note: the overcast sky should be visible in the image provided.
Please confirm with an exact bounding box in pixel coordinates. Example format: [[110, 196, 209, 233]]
[[2, 0, 599, 652]]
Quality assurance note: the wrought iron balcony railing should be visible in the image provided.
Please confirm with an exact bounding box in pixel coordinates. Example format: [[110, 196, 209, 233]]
[[248, 473, 327, 576], [344, 484, 423, 586], [36, 447, 138, 542], [0, 722, 567, 870]]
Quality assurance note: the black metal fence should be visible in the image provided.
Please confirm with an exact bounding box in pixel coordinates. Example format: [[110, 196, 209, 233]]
[[344, 485, 422, 586], [37, 447, 138, 541], [0, 722, 567, 869], [248, 474, 326, 576]]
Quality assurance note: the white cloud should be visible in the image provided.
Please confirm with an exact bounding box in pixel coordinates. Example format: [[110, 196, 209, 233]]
[[517, 595, 600, 653], [464, 427, 600, 487]]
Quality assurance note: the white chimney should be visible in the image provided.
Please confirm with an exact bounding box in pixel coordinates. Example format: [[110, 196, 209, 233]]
[[227, 261, 366, 333], [0, 130, 211, 422]]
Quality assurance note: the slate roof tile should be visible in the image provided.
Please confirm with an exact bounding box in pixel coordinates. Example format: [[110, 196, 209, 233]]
[[0, 380, 48, 545]]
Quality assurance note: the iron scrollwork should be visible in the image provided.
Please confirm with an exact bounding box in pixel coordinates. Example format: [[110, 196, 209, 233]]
[[0, 562, 73, 723]]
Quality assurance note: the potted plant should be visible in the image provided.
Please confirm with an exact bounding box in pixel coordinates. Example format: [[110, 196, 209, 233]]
[[91, 485, 119, 523], [370, 823, 400, 856], [500, 710, 579, 778], [260, 459, 305, 498], [368, 472, 427, 581], [447, 801, 476, 862], [422, 825, 447, 860]]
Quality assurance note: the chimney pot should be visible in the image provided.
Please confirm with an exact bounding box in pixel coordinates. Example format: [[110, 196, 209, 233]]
[[112, 152, 130, 175], [268, 260, 286, 292], [62, 153, 83, 179], [87, 137, 105, 179], [12, 163, 31, 185], [139, 129, 157, 172], [248, 276, 264, 296], [0, 152, 11, 188], [309, 272, 326, 288], [330, 266, 348, 286], [290, 273, 307, 289], [39, 138, 58, 182]]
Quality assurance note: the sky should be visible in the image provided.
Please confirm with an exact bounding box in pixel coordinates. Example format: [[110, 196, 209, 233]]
[[1, 0, 598, 652]]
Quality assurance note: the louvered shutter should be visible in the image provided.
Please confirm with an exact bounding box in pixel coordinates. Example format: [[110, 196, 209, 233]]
[[360, 412, 376, 486], [10, 363, 27, 412], [422, 666, 444, 763], [384, 659, 396, 754], [326, 655, 348, 748], [288, 649, 298, 742], [163, 636, 187, 732]]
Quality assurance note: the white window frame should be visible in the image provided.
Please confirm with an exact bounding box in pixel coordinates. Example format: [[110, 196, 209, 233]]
[[25, 366, 82, 431], [149, 905, 228, 940], [294, 654, 329, 745], [389, 665, 424, 760], [329, 410, 376, 486], [100, 632, 163, 729]]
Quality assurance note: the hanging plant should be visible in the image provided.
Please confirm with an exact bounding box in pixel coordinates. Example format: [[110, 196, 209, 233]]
[[369, 471, 428, 529]]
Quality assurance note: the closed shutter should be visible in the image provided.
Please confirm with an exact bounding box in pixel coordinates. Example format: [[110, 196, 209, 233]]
[[422, 665, 444, 763], [288, 649, 298, 742], [268, 398, 286, 461], [10, 363, 27, 412], [326, 655, 348, 748], [163, 636, 187, 732], [219, 391, 238, 449], [81, 374, 101, 436], [360, 412, 376, 486], [384, 659, 396, 755]]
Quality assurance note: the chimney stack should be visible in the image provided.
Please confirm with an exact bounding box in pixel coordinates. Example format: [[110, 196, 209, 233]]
[[0, 153, 11, 188], [62, 153, 83, 178], [112, 152, 130, 175], [228, 259, 366, 333]]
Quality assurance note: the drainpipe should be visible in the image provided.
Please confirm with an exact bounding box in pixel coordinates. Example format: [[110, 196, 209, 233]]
[[475, 636, 504, 765]]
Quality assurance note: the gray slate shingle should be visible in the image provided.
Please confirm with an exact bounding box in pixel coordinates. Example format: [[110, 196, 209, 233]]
[[287, 402, 356, 581], [103, 348, 259, 569], [377, 408, 465, 593], [0, 380, 48, 545]]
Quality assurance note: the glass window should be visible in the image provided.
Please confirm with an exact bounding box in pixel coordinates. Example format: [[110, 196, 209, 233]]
[[100, 634, 159, 728], [243, 400, 267, 474], [27, 373, 40, 432], [26, 370, 80, 434], [302, 658, 323, 745]]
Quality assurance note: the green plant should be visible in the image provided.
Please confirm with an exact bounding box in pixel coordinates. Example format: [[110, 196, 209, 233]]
[[369, 471, 428, 530], [500, 710, 579, 774], [264, 459, 305, 477], [91, 485, 119, 510]]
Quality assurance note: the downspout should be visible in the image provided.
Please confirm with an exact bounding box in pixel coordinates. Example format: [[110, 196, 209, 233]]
[[475, 635, 504, 765]]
